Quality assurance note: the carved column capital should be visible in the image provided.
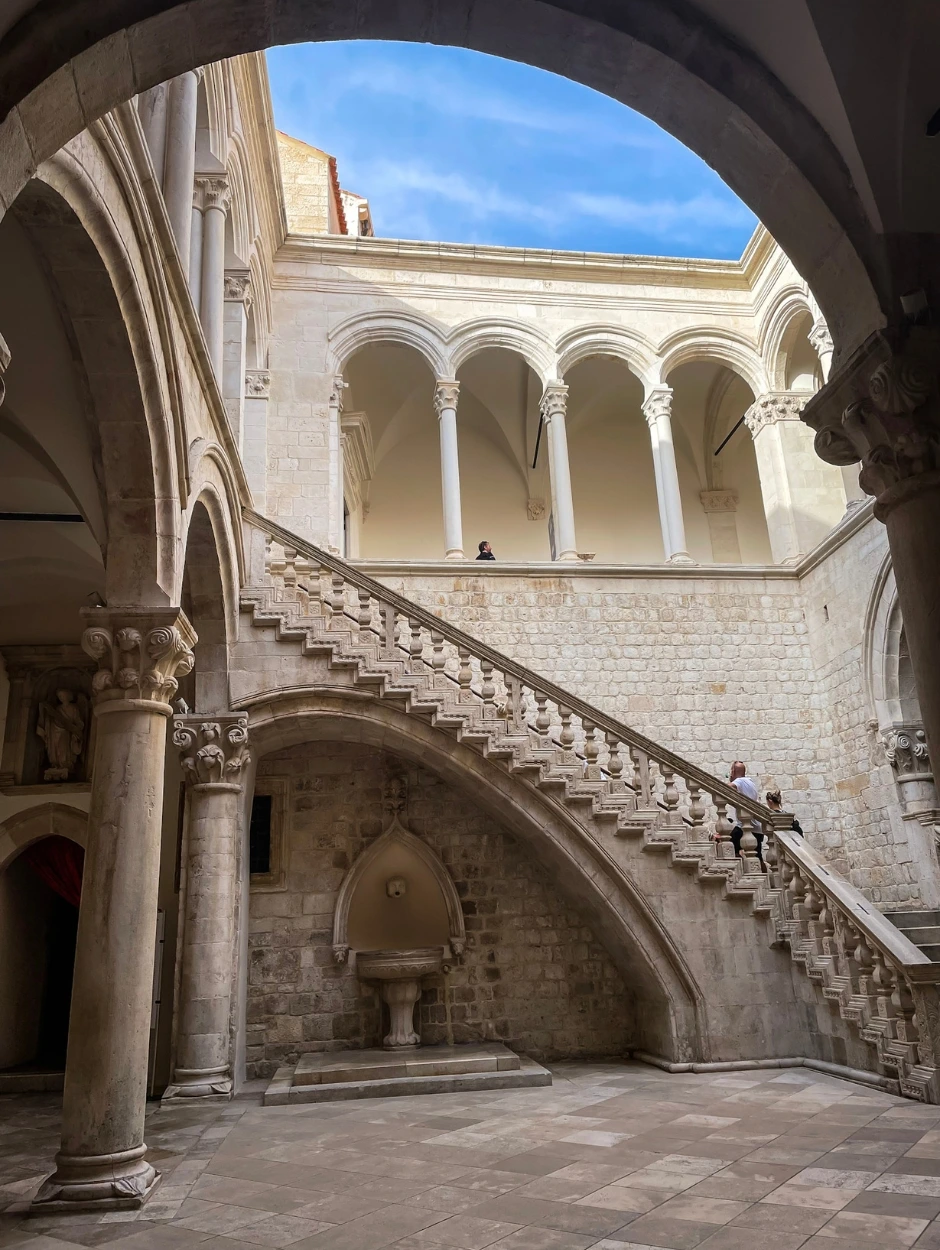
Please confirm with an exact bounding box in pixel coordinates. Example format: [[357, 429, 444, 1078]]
[[809, 319, 833, 361], [0, 330, 9, 407], [526, 497, 546, 521], [223, 272, 252, 307], [80, 608, 196, 713], [194, 174, 231, 213], [330, 374, 347, 412], [803, 327, 940, 513], [882, 724, 933, 782], [641, 386, 672, 428], [540, 383, 568, 423], [172, 714, 250, 788], [433, 379, 460, 415], [744, 392, 807, 436], [699, 490, 738, 513], [245, 369, 271, 398]]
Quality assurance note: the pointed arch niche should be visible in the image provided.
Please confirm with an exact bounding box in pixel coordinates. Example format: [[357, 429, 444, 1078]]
[[332, 816, 466, 966]]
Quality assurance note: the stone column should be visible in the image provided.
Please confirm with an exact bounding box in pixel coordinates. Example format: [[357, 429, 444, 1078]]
[[138, 84, 168, 183], [33, 609, 196, 1212], [434, 380, 465, 560], [328, 374, 346, 555], [164, 715, 249, 1101], [810, 318, 863, 509], [805, 326, 940, 779], [700, 490, 741, 562], [746, 391, 847, 563], [189, 182, 205, 306], [243, 370, 270, 511], [197, 175, 231, 378], [162, 70, 201, 272], [541, 383, 578, 561], [222, 272, 252, 448], [642, 386, 692, 564]]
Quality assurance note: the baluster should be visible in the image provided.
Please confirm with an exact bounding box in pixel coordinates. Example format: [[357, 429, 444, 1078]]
[[505, 677, 526, 731], [269, 543, 286, 598], [659, 763, 679, 818], [762, 819, 779, 887], [283, 546, 298, 599], [357, 588, 372, 632], [687, 781, 706, 837], [871, 949, 898, 1028], [430, 629, 446, 673], [891, 972, 919, 1049], [712, 795, 734, 859], [851, 930, 876, 1000], [330, 570, 345, 618], [787, 864, 806, 932], [381, 604, 396, 656], [457, 647, 473, 701], [631, 747, 652, 805], [535, 693, 552, 744], [583, 720, 600, 778], [481, 659, 496, 711], [738, 812, 761, 874], [408, 618, 424, 663], [558, 707, 575, 754], [605, 733, 624, 788], [294, 555, 314, 614]]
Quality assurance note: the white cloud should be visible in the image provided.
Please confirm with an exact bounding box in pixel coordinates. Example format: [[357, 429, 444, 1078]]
[[567, 191, 755, 238]]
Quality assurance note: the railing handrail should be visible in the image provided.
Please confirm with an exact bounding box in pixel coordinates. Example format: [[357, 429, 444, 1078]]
[[245, 508, 777, 824]]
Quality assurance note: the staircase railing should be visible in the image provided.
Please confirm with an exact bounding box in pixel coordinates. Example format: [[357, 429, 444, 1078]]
[[244, 509, 940, 1101]]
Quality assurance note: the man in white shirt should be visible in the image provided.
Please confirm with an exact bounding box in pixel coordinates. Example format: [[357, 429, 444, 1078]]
[[729, 760, 762, 862]]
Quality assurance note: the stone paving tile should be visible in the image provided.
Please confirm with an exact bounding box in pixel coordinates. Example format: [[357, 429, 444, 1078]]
[[7, 1066, 940, 1250]]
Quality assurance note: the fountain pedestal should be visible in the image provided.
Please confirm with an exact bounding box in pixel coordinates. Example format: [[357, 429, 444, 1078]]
[[356, 948, 444, 1048]]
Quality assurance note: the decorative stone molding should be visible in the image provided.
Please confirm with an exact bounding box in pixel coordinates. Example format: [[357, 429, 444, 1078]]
[[172, 715, 250, 788], [433, 379, 460, 414], [0, 330, 9, 407], [809, 319, 833, 361], [223, 272, 252, 305], [527, 497, 546, 521], [641, 386, 672, 427], [699, 490, 738, 514], [540, 383, 568, 422], [80, 609, 196, 711], [330, 374, 346, 412], [803, 327, 940, 512], [882, 724, 933, 783], [194, 175, 231, 213], [744, 392, 807, 436], [245, 369, 271, 399]]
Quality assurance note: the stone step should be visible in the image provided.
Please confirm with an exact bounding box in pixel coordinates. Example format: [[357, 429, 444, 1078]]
[[884, 909, 940, 928], [897, 925, 940, 947]]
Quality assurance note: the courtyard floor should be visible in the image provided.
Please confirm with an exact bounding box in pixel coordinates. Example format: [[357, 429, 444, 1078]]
[[2, 1062, 940, 1250]]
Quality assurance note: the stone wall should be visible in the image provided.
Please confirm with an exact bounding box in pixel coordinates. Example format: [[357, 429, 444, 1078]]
[[247, 740, 634, 1079]]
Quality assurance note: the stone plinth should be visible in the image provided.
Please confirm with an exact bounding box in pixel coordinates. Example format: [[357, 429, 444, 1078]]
[[263, 1043, 550, 1104]]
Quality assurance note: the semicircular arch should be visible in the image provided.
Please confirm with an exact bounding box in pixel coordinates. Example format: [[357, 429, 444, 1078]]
[[658, 329, 769, 398], [0, 803, 88, 873], [448, 318, 555, 386], [329, 310, 450, 380], [556, 324, 656, 384]]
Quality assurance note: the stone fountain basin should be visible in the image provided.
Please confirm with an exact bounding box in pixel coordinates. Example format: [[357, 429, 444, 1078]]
[[356, 947, 444, 980]]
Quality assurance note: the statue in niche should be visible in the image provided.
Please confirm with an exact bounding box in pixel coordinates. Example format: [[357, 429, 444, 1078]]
[[37, 688, 87, 781]]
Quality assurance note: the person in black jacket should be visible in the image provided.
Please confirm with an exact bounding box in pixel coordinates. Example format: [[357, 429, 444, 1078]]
[[766, 789, 804, 837], [476, 541, 495, 561]]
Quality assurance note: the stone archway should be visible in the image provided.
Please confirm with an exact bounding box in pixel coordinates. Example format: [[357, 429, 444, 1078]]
[[0, 1, 892, 358]]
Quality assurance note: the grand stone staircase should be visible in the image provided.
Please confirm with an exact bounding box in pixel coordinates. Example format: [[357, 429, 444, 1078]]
[[886, 911, 940, 962], [238, 509, 940, 1103]]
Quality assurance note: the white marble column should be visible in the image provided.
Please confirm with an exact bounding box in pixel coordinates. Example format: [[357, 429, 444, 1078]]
[[164, 715, 249, 1101], [189, 182, 205, 306], [243, 369, 270, 511], [162, 70, 201, 272], [746, 391, 847, 563], [642, 386, 692, 564], [434, 380, 464, 560], [33, 609, 196, 1212], [810, 319, 862, 510], [222, 272, 251, 448], [540, 384, 578, 561], [197, 176, 230, 379], [138, 84, 168, 183], [328, 375, 346, 555]]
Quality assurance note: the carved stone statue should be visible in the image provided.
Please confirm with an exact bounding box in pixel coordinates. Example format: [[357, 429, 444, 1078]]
[[37, 688, 86, 781]]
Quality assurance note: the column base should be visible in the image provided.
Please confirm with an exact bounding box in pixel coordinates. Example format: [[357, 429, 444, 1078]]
[[665, 552, 696, 566], [556, 550, 579, 562], [444, 549, 465, 561], [162, 1066, 233, 1102], [32, 1146, 160, 1213]]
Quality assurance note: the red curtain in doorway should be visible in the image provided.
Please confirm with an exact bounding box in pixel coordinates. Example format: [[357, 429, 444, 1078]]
[[22, 836, 84, 908]]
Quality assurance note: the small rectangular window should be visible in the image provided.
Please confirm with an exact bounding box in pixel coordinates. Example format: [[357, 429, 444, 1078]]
[[249, 794, 273, 876]]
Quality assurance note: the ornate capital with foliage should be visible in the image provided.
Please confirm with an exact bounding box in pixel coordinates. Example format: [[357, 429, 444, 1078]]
[[540, 383, 568, 423], [194, 175, 231, 213], [245, 369, 271, 398], [699, 490, 738, 513], [809, 319, 833, 362], [80, 608, 196, 710], [641, 386, 672, 428], [803, 327, 940, 513], [882, 724, 933, 782], [330, 374, 347, 412], [744, 392, 807, 436], [433, 380, 460, 415], [173, 714, 250, 787], [223, 272, 252, 305]]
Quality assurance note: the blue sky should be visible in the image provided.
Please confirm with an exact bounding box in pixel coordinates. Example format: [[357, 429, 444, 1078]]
[[266, 42, 757, 259]]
